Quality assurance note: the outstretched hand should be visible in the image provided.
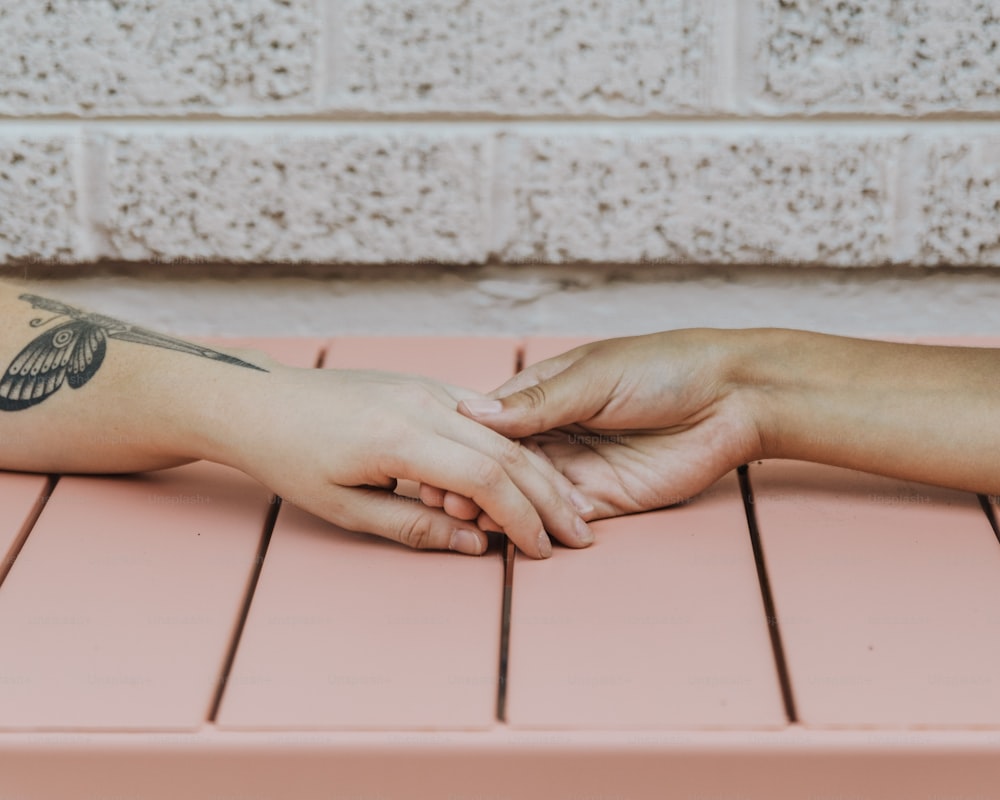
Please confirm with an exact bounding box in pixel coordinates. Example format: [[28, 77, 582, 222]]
[[449, 331, 762, 520], [211, 362, 594, 558], [409, 326, 1000, 531]]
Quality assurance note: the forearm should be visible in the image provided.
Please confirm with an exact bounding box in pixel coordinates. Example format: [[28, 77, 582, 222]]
[[0, 281, 268, 474], [731, 329, 1000, 495], [0, 282, 590, 556]]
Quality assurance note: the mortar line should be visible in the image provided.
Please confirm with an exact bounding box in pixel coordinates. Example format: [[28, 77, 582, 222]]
[[4, 117, 1000, 131]]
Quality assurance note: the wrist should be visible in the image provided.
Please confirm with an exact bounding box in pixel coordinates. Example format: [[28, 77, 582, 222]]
[[723, 328, 870, 465], [715, 328, 803, 464], [144, 345, 277, 471]]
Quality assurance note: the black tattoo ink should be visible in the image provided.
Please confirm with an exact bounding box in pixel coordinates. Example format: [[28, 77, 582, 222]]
[[0, 294, 266, 411]]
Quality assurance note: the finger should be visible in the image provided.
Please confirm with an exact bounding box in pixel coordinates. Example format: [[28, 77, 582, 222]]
[[379, 435, 554, 558], [488, 349, 584, 400], [427, 439, 589, 519], [522, 437, 596, 522], [418, 483, 484, 523], [528, 435, 627, 519], [478, 510, 502, 532], [459, 358, 614, 439], [442, 491, 481, 521], [434, 440, 596, 529], [305, 485, 490, 556], [421, 484, 489, 522], [434, 423, 594, 550], [419, 483, 446, 508]]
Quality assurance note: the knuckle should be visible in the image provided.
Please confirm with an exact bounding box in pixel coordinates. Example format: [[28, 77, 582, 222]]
[[397, 514, 435, 550], [495, 438, 525, 469], [470, 457, 505, 490], [399, 381, 440, 411], [518, 384, 548, 415], [419, 483, 444, 507], [443, 492, 478, 520], [374, 416, 410, 448]]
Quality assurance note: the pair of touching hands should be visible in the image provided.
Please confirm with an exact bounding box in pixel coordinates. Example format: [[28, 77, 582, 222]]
[[0, 283, 739, 560], [265, 330, 751, 560], [405, 327, 1000, 559]]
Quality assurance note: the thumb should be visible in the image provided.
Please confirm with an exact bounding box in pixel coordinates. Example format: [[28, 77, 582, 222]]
[[458, 362, 609, 438], [316, 486, 490, 556]]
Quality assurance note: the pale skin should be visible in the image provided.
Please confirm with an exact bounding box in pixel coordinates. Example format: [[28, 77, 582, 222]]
[[421, 329, 1000, 527], [0, 281, 594, 559]]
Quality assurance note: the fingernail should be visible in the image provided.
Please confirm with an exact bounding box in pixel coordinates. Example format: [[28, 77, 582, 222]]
[[462, 399, 503, 416], [450, 529, 485, 556], [537, 530, 552, 558], [575, 517, 595, 545], [569, 489, 594, 515]]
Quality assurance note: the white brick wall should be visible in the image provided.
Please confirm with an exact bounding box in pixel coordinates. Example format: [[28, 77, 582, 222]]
[[1, 0, 999, 268]]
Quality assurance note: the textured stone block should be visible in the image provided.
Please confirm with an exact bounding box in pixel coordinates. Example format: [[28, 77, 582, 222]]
[[495, 133, 898, 265], [912, 136, 1000, 265], [103, 133, 488, 264], [336, 0, 719, 114], [0, 0, 317, 115], [753, 0, 1000, 113], [0, 138, 77, 262]]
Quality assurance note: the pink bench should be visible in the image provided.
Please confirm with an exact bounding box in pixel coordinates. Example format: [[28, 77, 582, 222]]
[[2, 336, 1000, 799]]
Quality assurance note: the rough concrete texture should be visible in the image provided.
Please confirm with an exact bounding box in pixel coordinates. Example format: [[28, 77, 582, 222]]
[[3, 1, 1000, 272], [496, 132, 898, 266], [103, 133, 488, 263], [754, 0, 1000, 114], [0, 0, 316, 114], [337, 0, 717, 114], [0, 138, 77, 262], [914, 136, 1000, 265]]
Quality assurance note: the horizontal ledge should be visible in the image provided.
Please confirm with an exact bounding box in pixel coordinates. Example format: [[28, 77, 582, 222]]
[[3, 117, 1000, 134], [7, 262, 1000, 282], [3, 723, 1000, 751]]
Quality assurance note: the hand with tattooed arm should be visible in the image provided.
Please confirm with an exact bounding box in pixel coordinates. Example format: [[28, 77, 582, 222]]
[[0, 282, 592, 558]]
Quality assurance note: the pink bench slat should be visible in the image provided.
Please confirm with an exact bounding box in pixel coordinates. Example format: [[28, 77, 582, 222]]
[[216, 337, 517, 729], [506, 473, 786, 729], [324, 335, 518, 386], [0, 472, 49, 583], [751, 460, 1000, 727], [193, 337, 327, 370]]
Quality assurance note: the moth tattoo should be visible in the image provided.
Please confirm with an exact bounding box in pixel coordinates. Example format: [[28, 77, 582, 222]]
[[0, 294, 266, 411]]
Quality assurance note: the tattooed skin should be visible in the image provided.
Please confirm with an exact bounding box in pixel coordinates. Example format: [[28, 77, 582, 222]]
[[0, 294, 266, 411]]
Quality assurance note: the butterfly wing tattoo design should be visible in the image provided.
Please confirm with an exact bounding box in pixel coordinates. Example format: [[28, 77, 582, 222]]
[[0, 294, 266, 411]]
